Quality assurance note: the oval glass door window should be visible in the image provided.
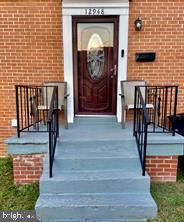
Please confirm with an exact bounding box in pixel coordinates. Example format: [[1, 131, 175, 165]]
[[87, 33, 104, 80]]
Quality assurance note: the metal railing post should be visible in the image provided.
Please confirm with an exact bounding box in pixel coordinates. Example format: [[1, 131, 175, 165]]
[[15, 86, 20, 138], [172, 86, 178, 136], [142, 123, 148, 176], [56, 86, 59, 138], [48, 121, 53, 178], [133, 86, 137, 136], [26, 87, 30, 131]]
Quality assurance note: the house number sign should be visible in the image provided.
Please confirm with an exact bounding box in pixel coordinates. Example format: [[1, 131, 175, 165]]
[[85, 8, 105, 15]]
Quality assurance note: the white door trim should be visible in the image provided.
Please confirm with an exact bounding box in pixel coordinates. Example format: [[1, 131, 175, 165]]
[[63, 2, 129, 123]]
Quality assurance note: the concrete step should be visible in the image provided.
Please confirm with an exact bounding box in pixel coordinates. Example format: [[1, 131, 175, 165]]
[[43, 155, 141, 171], [40, 170, 150, 194], [55, 150, 138, 159], [36, 193, 157, 221], [43, 140, 141, 172], [56, 140, 137, 154]]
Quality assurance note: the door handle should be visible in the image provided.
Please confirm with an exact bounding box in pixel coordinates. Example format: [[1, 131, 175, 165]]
[[110, 64, 117, 76], [113, 64, 117, 76]]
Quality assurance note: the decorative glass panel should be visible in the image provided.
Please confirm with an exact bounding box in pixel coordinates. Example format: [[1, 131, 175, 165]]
[[77, 23, 113, 80], [87, 34, 104, 80]]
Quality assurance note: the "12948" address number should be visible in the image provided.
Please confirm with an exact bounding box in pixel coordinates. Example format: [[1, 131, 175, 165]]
[[85, 8, 105, 16]]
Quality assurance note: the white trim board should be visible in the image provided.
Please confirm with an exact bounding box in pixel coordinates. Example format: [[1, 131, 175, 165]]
[[75, 115, 117, 118], [63, 2, 129, 123]]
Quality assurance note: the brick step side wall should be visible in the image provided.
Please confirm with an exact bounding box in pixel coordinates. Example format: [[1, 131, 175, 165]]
[[13, 154, 45, 184], [146, 156, 178, 182]]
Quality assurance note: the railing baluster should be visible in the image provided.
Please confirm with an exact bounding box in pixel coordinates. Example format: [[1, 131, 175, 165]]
[[26, 87, 30, 131], [163, 87, 168, 132], [173, 86, 178, 136], [169, 87, 173, 130], [20, 87, 23, 131], [142, 123, 148, 176], [48, 121, 52, 178], [161, 87, 165, 131], [133, 86, 137, 135], [153, 87, 157, 132], [56, 86, 59, 137], [24, 87, 27, 130], [15, 86, 20, 138], [36, 87, 40, 131], [157, 87, 161, 127]]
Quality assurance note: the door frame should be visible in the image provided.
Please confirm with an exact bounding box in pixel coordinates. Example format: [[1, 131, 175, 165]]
[[72, 16, 119, 115], [63, 2, 129, 123]]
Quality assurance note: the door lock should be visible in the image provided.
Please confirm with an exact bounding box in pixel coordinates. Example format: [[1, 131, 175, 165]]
[[110, 64, 117, 79]]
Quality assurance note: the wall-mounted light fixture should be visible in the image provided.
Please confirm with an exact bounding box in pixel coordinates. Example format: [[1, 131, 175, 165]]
[[134, 18, 142, 31]]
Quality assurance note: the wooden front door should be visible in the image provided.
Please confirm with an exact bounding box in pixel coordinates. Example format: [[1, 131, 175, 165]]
[[73, 16, 119, 115]]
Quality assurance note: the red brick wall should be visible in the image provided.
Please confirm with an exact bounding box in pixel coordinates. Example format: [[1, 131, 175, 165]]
[[146, 156, 178, 182], [13, 154, 45, 184], [0, 0, 63, 156], [1, 0, 184, 157], [128, 0, 184, 113]]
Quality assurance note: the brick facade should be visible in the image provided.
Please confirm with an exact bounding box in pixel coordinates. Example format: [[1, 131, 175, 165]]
[[0, 0, 64, 156], [128, 0, 184, 113], [13, 154, 45, 184], [146, 156, 178, 182], [0, 1, 183, 183]]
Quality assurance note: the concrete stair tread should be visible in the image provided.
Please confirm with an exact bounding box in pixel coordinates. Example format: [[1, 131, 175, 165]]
[[40, 169, 150, 194], [55, 151, 138, 159], [56, 140, 137, 151], [36, 193, 157, 220], [52, 151, 139, 159], [54, 140, 138, 159], [36, 193, 156, 208], [41, 169, 147, 181], [43, 153, 142, 171]]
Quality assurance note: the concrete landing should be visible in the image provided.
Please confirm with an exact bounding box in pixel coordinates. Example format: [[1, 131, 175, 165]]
[[60, 117, 134, 142]]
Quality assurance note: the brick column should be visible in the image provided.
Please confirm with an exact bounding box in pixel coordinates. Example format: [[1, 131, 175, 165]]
[[146, 156, 178, 182], [13, 154, 45, 184]]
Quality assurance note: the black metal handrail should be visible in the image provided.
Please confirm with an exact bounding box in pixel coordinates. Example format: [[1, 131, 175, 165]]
[[47, 86, 59, 178], [16, 85, 43, 137], [133, 86, 150, 176], [16, 85, 59, 137], [16, 85, 59, 177], [142, 85, 178, 135], [133, 85, 178, 176]]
